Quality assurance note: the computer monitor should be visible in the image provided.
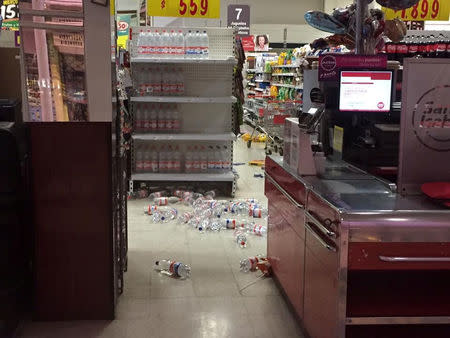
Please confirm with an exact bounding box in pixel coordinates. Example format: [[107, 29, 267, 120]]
[[339, 70, 393, 112]]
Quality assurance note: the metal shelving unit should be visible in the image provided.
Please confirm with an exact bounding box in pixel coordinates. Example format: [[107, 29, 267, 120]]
[[129, 26, 237, 196]]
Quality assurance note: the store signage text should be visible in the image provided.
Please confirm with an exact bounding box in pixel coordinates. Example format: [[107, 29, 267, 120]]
[[147, 0, 220, 18], [227, 4, 250, 37], [1, 0, 19, 31], [318, 54, 387, 81], [382, 0, 450, 21], [413, 85, 450, 151]]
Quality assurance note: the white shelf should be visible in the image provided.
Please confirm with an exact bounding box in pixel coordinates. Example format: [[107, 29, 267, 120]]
[[272, 73, 297, 77], [254, 88, 265, 92], [272, 64, 300, 68], [255, 79, 270, 83], [131, 57, 237, 64], [132, 132, 236, 141], [247, 83, 256, 87], [271, 83, 303, 89], [131, 171, 235, 182], [130, 96, 236, 103]]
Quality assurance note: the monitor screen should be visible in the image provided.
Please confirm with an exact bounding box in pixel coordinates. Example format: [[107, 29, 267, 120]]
[[339, 71, 392, 112]]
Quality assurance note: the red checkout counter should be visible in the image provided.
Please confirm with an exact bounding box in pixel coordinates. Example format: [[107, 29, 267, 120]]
[[265, 155, 450, 338]]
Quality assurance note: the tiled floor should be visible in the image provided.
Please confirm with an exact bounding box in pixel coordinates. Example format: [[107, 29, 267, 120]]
[[17, 136, 304, 338]]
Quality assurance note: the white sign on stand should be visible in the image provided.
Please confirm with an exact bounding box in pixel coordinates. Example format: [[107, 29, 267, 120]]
[[398, 58, 450, 195]]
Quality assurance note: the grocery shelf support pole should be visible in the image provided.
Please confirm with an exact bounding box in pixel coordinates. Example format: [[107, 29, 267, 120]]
[[355, 0, 367, 55]]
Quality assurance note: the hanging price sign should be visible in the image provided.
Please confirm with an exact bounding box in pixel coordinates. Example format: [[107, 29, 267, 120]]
[[147, 0, 220, 18], [382, 0, 450, 21]]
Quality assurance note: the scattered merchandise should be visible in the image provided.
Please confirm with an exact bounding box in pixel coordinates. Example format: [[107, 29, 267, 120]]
[[234, 230, 248, 248], [154, 259, 191, 279], [240, 255, 268, 272], [151, 207, 178, 223], [144, 205, 158, 215]]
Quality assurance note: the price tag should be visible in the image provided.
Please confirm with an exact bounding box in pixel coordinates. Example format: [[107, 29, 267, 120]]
[[382, 0, 449, 21], [147, 0, 220, 19]]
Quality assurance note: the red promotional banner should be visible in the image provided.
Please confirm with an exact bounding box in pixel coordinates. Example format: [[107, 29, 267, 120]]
[[318, 54, 388, 81], [241, 35, 255, 52]]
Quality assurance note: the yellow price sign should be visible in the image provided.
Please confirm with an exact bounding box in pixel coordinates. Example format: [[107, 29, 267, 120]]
[[147, 0, 220, 18], [382, 0, 449, 21]]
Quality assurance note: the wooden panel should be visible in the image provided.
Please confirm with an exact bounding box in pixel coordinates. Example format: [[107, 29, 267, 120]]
[[265, 156, 307, 207], [30, 123, 114, 320], [266, 178, 305, 318]]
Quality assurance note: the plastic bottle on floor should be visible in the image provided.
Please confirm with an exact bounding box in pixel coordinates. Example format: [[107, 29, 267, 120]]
[[240, 256, 266, 272], [154, 259, 191, 279], [144, 205, 158, 215], [154, 197, 169, 206], [234, 230, 248, 248], [247, 223, 267, 236], [250, 207, 268, 218], [151, 207, 178, 222], [148, 191, 166, 200], [178, 211, 194, 224], [223, 218, 247, 230]]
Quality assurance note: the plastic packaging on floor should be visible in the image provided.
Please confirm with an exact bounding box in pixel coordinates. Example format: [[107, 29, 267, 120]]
[[154, 259, 191, 279], [144, 205, 158, 215], [151, 207, 178, 223]]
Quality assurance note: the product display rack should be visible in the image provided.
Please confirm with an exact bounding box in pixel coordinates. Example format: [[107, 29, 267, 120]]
[[129, 27, 237, 196]]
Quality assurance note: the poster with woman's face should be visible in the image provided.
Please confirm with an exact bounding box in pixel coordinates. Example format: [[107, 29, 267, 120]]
[[255, 34, 269, 51]]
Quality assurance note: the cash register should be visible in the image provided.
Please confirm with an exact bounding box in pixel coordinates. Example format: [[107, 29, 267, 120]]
[[319, 69, 400, 181]]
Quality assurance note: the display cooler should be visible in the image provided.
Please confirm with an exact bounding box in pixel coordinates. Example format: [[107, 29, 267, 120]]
[[18, 0, 127, 320], [128, 26, 237, 196]]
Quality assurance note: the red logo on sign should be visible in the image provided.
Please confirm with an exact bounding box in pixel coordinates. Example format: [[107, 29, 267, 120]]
[[161, 0, 165, 9], [377, 102, 385, 109]]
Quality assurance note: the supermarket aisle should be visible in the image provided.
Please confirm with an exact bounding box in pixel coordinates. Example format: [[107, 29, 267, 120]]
[[17, 138, 304, 338]]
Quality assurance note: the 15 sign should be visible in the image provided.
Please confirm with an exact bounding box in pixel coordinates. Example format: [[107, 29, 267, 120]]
[[382, 0, 449, 21], [147, 0, 220, 18], [1, 0, 19, 31]]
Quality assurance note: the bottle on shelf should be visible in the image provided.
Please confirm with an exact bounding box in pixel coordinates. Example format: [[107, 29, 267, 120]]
[[207, 146, 215, 172], [135, 104, 143, 131], [173, 145, 181, 173], [199, 145, 208, 173], [153, 66, 162, 96], [157, 104, 166, 132], [176, 30, 185, 58], [161, 66, 171, 96], [185, 30, 194, 59], [194, 31, 201, 58], [175, 67, 185, 96], [150, 145, 159, 173], [185, 146, 194, 173], [136, 145, 144, 172], [215, 145, 223, 172], [159, 145, 168, 173], [200, 31, 209, 59], [143, 147, 151, 172], [165, 104, 174, 133], [172, 104, 181, 133], [222, 145, 231, 172], [168, 68, 177, 96], [192, 145, 201, 173], [143, 104, 150, 132], [161, 30, 170, 56], [149, 104, 158, 132], [166, 145, 174, 173]]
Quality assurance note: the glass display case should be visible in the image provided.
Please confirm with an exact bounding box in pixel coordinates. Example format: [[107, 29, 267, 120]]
[[19, 0, 113, 122]]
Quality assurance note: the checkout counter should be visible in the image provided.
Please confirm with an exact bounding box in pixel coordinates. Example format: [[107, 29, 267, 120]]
[[264, 58, 450, 338]]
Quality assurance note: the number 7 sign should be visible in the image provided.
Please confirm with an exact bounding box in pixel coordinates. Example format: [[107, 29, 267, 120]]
[[227, 4, 250, 37]]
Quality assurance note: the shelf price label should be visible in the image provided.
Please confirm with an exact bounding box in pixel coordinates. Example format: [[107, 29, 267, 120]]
[[382, 0, 449, 21], [147, 0, 220, 18]]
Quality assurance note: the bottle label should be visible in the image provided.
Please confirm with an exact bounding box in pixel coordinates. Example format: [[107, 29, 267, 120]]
[[437, 43, 446, 52], [177, 84, 184, 95], [418, 45, 427, 53], [136, 161, 144, 171], [386, 44, 396, 53], [144, 160, 151, 171], [151, 161, 158, 172], [185, 161, 193, 172], [166, 161, 174, 171], [169, 84, 177, 95], [447, 44, 450, 52], [162, 84, 171, 94], [193, 161, 200, 171], [200, 161, 207, 170], [150, 120, 157, 130], [166, 120, 173, 131], [397, 44, 407, 54], [409, 45, 418, 53], [159, 161, 167, 171], [158, 120, 165, 131], [173, 161, 181, 172], [173, 120, 181, 131], [222, 161, 231, 170], [143, 120, 150, 130]]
